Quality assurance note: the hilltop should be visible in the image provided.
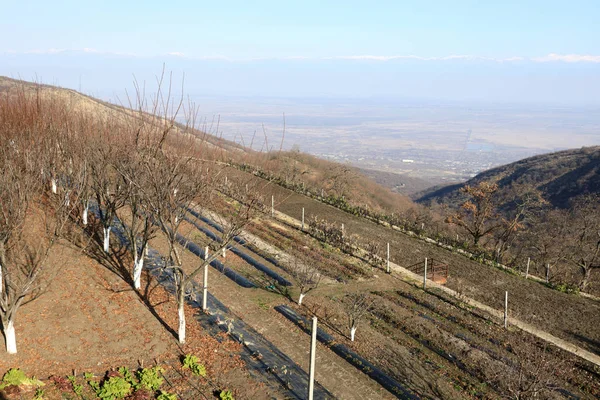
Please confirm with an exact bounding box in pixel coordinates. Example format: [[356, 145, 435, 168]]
[[415, 145, 600, 209]]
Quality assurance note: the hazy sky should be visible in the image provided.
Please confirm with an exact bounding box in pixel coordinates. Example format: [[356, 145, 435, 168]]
[[1, 1, 599, 104]]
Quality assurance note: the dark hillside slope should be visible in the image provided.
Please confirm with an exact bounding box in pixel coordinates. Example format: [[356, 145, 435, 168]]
[[416, 146, 600, 209]]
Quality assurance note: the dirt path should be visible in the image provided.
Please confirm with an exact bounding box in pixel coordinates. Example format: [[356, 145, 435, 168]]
[[273, 208, 600, 368]]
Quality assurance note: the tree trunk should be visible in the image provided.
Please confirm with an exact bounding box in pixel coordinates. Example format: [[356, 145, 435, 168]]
[[298, 292, 305, 305], [133, 247, 144, 290], [5, 319, 16, 354], [580, 267, 592, 291], [178, 287, 186, 344], [82, 203, 89, 225], [350, 326, 357, 341], [103, 227, 111, 253]]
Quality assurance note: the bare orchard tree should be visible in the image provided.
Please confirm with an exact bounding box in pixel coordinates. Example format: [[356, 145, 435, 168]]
[[88, 137, 128, 253], [288, 250, 322, 305], [143, 150, 212, 344], [343, 292, 375, 341], [114, 148, 160, 289], [0, 136, 77, 354], [485, 334, 569, 399]]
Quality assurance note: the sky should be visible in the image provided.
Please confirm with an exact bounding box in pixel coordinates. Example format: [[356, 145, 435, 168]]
[[1, 0, 600, 105]]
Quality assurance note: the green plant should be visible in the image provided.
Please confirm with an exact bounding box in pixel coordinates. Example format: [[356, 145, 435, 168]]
[[182, 354, 207, 377], [68, 375, 84, 396], [96, 376, 132, 400], [156, 390, 178, 400], [33, 387, 45, 399], [219, 389, 234, 400], [117, 367, 136, 388], [0, 368, 44, 389], [137, 366, 164, 391], [84, 373, 100, 393]]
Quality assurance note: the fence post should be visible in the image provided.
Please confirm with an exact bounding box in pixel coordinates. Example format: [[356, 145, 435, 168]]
[[525, 257, 530, 279], [423, 258, 428, 290], [504, 291, 508, 328], [271, 195, 274, 217], [203, 247, 209, 311], [202, 264, 209, 311], [308, 316, 317, 400], [386, 243, 390, 273], [302, 207, 305, 230]]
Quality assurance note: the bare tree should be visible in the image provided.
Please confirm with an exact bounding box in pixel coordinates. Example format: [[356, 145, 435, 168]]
[[288, 251, 322, 305], [88, 140, 128, 253], [114, 149, 159, 289], [0, 98, 77, 353], [562, 195, 600, 291], [446, 182, 501, 247], [485, 334, 569, 399], [343, 292, 375, 341]]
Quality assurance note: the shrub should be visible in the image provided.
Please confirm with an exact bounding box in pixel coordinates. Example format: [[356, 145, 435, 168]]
[[137, 366, 164, 391], [156, 390, 178, 400], [219, 389, 235, 400], [96, 376, 132, 400], [182, 354, 207, 377], [0, 368, 43, 389]]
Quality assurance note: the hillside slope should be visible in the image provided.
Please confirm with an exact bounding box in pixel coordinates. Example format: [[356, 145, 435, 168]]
[[0, 75, 414, 214], [416, 146, 600, 209]]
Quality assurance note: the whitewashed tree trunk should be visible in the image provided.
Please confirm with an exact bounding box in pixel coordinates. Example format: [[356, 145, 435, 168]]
[[5, 320, 16, 354], [103, 227, 111, 253], [178, 299, 186, 344], [298, 293, 305, 305], [350, 326, 357, 342], [133, 247, 144, 290], [82, 203, 89, 225], [51, 178, 57, 194]]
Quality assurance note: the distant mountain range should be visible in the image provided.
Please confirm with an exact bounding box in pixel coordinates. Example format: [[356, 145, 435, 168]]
[[416, 146, 600, 209]]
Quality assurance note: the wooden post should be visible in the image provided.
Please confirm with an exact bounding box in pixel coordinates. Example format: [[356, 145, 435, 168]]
[[203, 263, 208, 311], [341, 223, 345, 238], [245, 183, 248, 193], [308, 316, 317, 400], [504, 291, 508, 328], [423, 258, 428, 290], [546, 263, 550, 283], [225, 176, 228, 185], [302, 208, 305, 230], [321, 189, 324, 198], [421, 222, 425, 231], [386, 243, 390, 273], [525, 257, 530, 279], [271, 195, 274, 217], [203, 247, 209, 311], [222, 246, 226, 258]]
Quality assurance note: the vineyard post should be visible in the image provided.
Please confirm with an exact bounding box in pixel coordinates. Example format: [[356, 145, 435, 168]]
[[423, 258, 428, 290], [504, 291, 508, 328], [308, 316, 318, 400], [203, 247, 209, 311], [386, 242, 390, 274]]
